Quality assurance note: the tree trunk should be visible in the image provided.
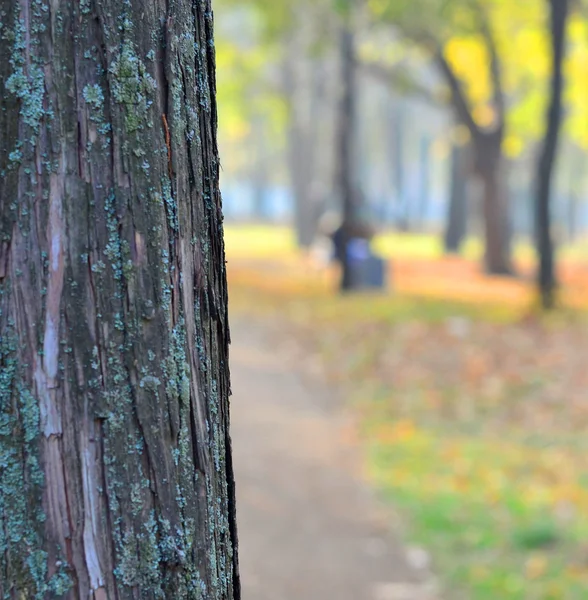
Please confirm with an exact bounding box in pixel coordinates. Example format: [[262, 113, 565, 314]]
[[252, 119, 268, 221], [444, 143, 469, 253], [567, 191, 578, 243], [283, 29, 326, 248], [390, 102, 408, 231], [536, 0, 569, 308], [287, 101, 316, 246], [479, 165, 512, 275], [0, 1, 240, 599], [435, 28, 512, 275], [335, 25, 363, 291], [417, 134, 431, 231], [564, 145, 585, 243], [472, 131, 513, 275]]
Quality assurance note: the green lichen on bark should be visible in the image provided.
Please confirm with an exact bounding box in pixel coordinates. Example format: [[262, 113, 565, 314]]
[[109, 40, 156, 133], [5, 9, 46, 135], [0, 318, 72, 597]]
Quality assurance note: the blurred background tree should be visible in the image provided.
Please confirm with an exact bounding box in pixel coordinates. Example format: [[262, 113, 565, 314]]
[[215, 0, 588, 305], [219, 2, 588, 597]]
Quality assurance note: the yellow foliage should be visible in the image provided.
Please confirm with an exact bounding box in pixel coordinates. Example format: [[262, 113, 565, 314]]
[[222, 114, 251, 142], [512, 29, 549, 80], [568, 15, 588, 44], [564, 23, 588, 148], [444, 37, 491, 106], [503, 134, 524, 158]]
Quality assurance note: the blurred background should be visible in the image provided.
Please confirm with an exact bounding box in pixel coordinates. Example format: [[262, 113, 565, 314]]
[[215, 0, 588, 597]]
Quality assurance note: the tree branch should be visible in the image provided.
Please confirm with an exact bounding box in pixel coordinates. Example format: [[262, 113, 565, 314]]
[[398, 27, 482, 137], [363, 24, 484, 139], [359, 59, 440, 105], [433, 49, 481, 137]]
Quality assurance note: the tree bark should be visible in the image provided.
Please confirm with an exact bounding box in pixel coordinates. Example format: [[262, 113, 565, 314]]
[[444, 143, 469, 253], [0, 1, 240, 598], [536, 0, 569, 308]]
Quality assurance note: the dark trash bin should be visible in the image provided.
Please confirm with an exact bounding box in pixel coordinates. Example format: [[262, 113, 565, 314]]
[[346, 238, 387, 290]]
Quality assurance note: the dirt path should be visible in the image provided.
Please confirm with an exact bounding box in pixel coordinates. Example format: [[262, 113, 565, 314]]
[[230, 318, 439, 600]]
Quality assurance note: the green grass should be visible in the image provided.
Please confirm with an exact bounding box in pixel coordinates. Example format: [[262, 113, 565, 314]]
[[365, 424, 588, 599]]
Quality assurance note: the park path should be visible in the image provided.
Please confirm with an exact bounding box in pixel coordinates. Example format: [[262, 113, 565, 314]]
[[230, 317, 439, 600]]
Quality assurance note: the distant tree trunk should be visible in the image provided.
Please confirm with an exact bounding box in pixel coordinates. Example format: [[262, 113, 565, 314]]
[[284, 28, 328, 248], [252, 175, 267, 221], [535, 0, 569, 308], [390, 102, 409, 231], [0, 1, 240, 598], [290, 147, 317, 245], [565, 145, 585, 243], [284, 48, 315, 247], [335, 24, 365, 291], [473, 132, 513, 275], [252, 119, 268, 220], [444, 143, 469, 253], [479, 166, 511, 274], [417, 134, 431, 231], [568, 191, 578, 243], [435, 9, 513, 275], [284, 33, 310, 246]]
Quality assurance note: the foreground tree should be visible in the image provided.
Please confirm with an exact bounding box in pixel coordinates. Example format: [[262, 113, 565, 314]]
[[535, 0, 569, 308], [0, 1, 240, 598]]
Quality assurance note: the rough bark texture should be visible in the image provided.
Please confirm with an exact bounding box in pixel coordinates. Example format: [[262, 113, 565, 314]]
[[536, 0, 568, 308], [0, 1, 240, 598], [444, 143, 469, 253]]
